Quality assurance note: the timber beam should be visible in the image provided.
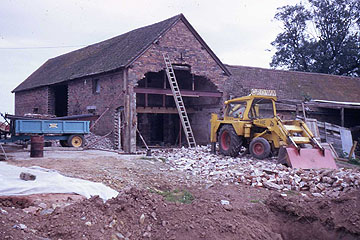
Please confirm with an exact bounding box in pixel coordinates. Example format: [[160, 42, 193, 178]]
[[136, 107, 195, 114], [134, 87, 222, 98]]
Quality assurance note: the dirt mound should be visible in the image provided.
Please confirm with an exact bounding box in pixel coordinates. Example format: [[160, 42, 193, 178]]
[[0, 196, 32, 209], [2, 185, 360, 239], [266, 190, 360, 240], [36, 188, 280, 240], [1, 187, 280, 240]]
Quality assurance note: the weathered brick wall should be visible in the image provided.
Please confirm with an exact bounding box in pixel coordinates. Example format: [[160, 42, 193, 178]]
[[14, 87, 49, 115], [129, 20, 229, 89], [67, 71, 124, 136], [126, 20, 230, 145]]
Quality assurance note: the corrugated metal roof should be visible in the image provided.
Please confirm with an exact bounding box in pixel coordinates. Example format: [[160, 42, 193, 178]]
[[313, 100, 360, 106]]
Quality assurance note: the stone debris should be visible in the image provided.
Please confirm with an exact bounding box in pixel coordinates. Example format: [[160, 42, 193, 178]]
[[150, 212, 157, 220], [153, 145, 360, 197], [85, 133, 114, 150], [115, 232, 125, 239], [13, 223, 27, 230], [38, 203, 47, 209], [20, 172, 36, 181], [263, 181, 283, 191], [139, 214, 145, 225], [0, 208, 8, 214], [40, 208, 54, 216]]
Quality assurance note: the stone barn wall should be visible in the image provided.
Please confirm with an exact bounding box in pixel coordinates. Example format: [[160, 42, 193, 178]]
[[15, 87, 49, 116]]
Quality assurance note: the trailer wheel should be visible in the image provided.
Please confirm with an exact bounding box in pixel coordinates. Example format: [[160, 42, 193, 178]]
[[67, 135, 84, 148], [249, 137, 271, 160], [218, 125, 242, 157]]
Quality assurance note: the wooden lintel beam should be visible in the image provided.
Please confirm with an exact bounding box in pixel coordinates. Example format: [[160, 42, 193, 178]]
[[134, 88, 222, 97], [136, 107, 195, 114]]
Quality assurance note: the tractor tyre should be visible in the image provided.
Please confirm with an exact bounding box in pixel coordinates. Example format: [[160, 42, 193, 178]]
[[218, 125, 242, 157], [249, 137, 271, 160], [67, 135, 85, 148]]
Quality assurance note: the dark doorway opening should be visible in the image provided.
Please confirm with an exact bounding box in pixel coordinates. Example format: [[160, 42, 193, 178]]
[[136, 69, 222, 146], [150, 114, 164, 143], [137, 113, 185, 147], [53, 85, 68, 117]]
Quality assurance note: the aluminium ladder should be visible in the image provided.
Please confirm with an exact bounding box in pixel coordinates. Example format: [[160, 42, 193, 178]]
[[162, 53, 196, 148]]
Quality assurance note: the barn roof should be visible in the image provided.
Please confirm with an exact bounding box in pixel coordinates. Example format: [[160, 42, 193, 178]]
[[226, 65, 360, 102], [13, 14, 229, 92]]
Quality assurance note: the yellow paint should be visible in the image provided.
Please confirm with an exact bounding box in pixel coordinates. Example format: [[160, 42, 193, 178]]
[[210, 94, 317, 151]]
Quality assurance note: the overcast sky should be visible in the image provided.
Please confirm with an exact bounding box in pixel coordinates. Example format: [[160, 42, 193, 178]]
[[0, 0, 299, 114]]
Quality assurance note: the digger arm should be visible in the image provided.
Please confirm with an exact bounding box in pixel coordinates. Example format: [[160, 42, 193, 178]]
[[210, 113, 220, 143], [251, 117, 290, 148], [299, 121, 325, 153]]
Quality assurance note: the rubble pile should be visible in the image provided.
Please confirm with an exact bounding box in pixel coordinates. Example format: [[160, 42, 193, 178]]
[[85, 133, 113, 150], [153, 146, 360, 197]]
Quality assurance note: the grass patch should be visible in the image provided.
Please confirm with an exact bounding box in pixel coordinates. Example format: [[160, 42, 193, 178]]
[[158, 157, 167, 163], [285, 190, 300, 196], [150, 188, 194, 204], [250, 199, 261, 203], [139, 156, 167, 163], [348, 158, 360, 166], [139, 156, 154, 160]]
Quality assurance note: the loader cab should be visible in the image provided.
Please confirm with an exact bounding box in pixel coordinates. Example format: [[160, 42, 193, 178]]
[[223, 95, 276, 121], [225, 101, 247, 119], [248, 97, 276, 119]]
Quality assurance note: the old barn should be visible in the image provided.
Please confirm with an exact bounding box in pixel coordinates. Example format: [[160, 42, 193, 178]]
[[13, 14, 360, 152]]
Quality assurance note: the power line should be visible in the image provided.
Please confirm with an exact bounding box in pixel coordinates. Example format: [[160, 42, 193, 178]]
[[0, 45, 87, 50]]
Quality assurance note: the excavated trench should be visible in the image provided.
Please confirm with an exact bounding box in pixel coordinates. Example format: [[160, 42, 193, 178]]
[[266, 192, 360, 240]]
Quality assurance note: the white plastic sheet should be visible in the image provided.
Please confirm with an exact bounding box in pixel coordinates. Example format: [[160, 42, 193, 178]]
[[0, 162, 118, 201]]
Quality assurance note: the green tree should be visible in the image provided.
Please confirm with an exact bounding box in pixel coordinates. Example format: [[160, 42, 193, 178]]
[[270, 0, 360, 76]]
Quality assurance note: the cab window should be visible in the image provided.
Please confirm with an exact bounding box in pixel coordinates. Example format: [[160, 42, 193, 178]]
[[249, 98, 274, 119], [226, 102, 247, 119]]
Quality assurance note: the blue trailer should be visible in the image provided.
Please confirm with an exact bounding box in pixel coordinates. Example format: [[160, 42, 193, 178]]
[[0, 117, 90, 147]]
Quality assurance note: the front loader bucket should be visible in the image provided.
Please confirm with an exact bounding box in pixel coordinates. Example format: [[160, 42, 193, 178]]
[[282, 147, 337, 169]]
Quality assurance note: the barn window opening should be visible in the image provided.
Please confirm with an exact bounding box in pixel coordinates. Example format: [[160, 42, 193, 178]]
[[93, 79, 100, 94]]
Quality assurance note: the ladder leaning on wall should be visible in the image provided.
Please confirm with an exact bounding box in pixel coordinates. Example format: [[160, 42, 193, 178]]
[[162, 53, 196, 148]]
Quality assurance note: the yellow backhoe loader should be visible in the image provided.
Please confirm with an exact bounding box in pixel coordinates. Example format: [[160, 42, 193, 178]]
[[210, 89, 337, 169]]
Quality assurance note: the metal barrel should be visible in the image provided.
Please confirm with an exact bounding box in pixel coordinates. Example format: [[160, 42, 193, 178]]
[[30, 135, 44, 158]]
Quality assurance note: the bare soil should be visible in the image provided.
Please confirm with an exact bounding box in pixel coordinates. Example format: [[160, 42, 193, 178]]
[[1, 148, 360, 240]]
